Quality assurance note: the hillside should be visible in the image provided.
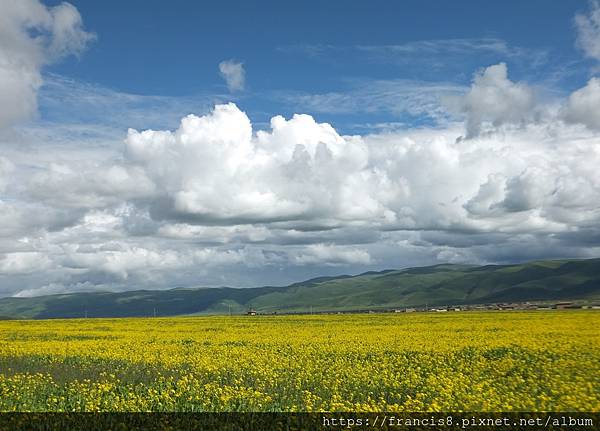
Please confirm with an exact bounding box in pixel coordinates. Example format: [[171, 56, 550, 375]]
[[0, 258, 599, 319]]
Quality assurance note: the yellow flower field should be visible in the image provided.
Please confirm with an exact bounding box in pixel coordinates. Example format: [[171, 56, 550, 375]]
[[0, 311, 598, 412]]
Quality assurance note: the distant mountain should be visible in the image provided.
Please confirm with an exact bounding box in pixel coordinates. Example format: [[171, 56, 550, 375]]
[[1, 258, 599, 319]]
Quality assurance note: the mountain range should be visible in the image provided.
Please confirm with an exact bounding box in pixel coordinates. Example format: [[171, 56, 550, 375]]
[[1, 257, 599, 319]]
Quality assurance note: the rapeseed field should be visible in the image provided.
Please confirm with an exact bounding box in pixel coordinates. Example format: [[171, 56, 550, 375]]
[[0, 311, 598, 412]]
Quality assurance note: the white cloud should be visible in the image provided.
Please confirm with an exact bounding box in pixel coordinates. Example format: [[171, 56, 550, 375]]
[[0, 200, 82, 238], [157, 223, 271, 243], [125, 103, 393, 225], [563, 77, 600, 130], [0, 252, 51, 275], [27, 162, 156, 209], [575, 0, 600, 62], [463, 174, 507, 217], [122, 98, 600, 239], [60, 244, 200, 280], [291, 244, 372, 266], [218, 60, 245, 92], [457, 63, 535, 137], [13, 281, 101, 298], [0, 157, 14, 192], [0, 0, 93, 128], [46, 2, 93, 59]]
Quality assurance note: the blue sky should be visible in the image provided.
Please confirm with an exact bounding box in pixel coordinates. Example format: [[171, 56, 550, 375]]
[[44, 1, 583, 89], [1, 0, 600, 296], [39, 0, 593, 132]]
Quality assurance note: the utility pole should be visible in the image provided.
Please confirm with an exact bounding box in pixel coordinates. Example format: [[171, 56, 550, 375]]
[[228, 304, 231, 316], [84, 310, 87, 319], [153, 307, 157, 318]]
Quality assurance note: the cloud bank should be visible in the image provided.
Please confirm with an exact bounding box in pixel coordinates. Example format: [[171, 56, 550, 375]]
[[3, 60, 600, 296]]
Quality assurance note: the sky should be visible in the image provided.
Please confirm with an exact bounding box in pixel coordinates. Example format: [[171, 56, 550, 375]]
[[1, 0, 600, 297]]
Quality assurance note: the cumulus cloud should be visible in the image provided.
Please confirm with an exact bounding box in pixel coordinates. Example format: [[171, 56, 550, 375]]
[[457, 63, 535, 138], [563, 77, 600, 130], [125, 103, 394, 226], [0, 0, 93, 128], [218, 60, 245, 92], [122, 100, 600, 238], [575, 0, 600, 62]]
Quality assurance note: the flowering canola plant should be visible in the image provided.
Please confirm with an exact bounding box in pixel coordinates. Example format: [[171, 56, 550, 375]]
[[0, 311, 598, 412]]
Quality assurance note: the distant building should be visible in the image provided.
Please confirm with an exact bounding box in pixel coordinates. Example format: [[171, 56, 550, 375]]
[[247, 308, 257, 316], [393, 308, 416, 313]]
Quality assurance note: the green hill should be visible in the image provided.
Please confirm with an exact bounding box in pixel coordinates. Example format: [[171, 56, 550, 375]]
[[1, 258, 599, 319]]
